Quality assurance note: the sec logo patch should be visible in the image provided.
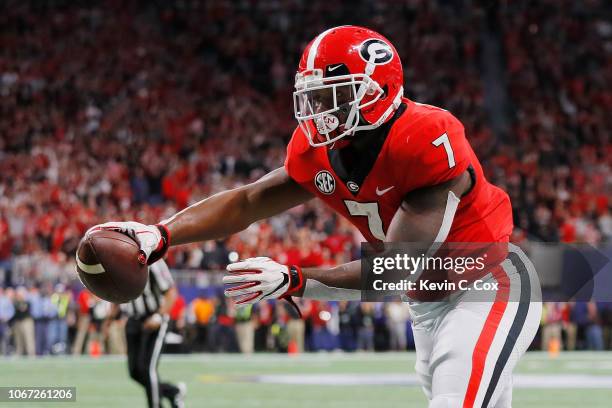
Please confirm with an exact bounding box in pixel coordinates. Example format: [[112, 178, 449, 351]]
[[314, 170, 335, 195]]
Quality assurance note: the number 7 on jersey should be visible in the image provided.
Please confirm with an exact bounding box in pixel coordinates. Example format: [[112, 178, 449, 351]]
[[432, 133, 455, 168]]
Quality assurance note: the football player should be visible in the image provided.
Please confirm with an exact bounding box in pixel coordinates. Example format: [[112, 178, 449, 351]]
[[93, 26, 541, 407]]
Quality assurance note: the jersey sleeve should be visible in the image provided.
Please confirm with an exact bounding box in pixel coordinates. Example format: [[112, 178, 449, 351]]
[[150, 259, 174, 293], [284, 126, 310, 182], [396, 110, 471, 193]]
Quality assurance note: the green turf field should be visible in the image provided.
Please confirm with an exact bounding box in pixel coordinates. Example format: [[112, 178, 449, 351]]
[[2, 352, 612, 407]]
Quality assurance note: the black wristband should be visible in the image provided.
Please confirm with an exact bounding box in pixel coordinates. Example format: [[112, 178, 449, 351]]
[[287, 265, 304, 293]]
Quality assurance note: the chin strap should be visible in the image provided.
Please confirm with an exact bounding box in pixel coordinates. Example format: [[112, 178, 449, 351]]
[[356, 86, 404, 132], [328, 86, 404, 149]]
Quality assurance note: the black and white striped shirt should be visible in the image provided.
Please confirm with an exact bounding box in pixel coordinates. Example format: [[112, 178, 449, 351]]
[[121, 259, 174, 319]]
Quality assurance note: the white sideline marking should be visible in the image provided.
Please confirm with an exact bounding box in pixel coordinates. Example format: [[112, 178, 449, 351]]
[[240, 373, 612, 389]]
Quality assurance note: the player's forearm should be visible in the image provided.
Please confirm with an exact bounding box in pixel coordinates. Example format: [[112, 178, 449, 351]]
[[161, 167, 313, 246], [161, 187, 257, 245], [296, 260, 362, 300], [301, 260, 362, 290]]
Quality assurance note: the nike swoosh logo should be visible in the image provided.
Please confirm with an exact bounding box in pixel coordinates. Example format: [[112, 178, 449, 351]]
[[376, 186, 395, 196], [328, 64, 343, 72], [267, 273, 290, 298]]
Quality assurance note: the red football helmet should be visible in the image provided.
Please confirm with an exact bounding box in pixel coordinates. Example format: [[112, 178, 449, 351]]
[[294, 26, 404, 147]]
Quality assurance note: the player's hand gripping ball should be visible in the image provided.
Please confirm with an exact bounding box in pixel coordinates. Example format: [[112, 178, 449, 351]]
[[75, 226, 151, 303]]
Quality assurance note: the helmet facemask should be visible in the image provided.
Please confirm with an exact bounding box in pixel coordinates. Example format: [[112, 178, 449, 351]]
[[293, 69, 384, 147]]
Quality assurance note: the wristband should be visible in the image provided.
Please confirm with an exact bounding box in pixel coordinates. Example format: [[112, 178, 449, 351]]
[[147, 224, 170, 265], [285, 265, 304, 296]]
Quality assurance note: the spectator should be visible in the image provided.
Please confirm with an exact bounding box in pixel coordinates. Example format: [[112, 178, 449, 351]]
[[103, 308, 126, 355], [0, 287, 15, 355], [571, 301, 605, 350], [189, 295, 215, 351], [586, 302, 604, 351], [356, 303, 375, 351], [541, 302, 563, 351], [72, 289, 92, 355], [386, 302, 410, 351], [12, 287, 35, 356], [308, 301, 336, 351], [254, 300, 274, 352], [338, 301, 358, 352], [49, 284, 71, 354], [169, 293, 187, 345], [561, 302, 577, 351], [210, 297, 238, 353], [285, 299, 306, 353], [31, 284, 57, 355], [234, 304, 255, 354], [89, 296, 111, 354], [600, 303, 612, 349]]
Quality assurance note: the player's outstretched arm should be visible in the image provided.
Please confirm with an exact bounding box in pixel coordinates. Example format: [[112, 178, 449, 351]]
[[91, 167, 313, 264], [162, 167, 313, 245], [223, 171, 472, 304]]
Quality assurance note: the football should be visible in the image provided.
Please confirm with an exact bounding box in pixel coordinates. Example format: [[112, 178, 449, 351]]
[[75, 229, 148, 303]]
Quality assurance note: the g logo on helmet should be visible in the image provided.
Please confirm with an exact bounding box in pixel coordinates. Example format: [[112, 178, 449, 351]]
[[359, 38, 393, 65], [314, 170, 335, 195]]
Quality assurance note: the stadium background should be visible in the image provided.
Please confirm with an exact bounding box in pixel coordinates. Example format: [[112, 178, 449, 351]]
[[0, 0, 610, 407]]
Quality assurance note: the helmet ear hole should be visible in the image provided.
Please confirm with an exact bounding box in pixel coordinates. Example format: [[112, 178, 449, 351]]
[[380, 85, 389, 100]]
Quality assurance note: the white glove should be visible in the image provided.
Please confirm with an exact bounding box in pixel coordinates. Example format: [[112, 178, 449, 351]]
[[87, 221, 169, 264], [223, 257, 303, 305]]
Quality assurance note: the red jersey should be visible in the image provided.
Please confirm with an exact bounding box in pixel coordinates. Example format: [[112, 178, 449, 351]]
[[285, 98, 512, 244]]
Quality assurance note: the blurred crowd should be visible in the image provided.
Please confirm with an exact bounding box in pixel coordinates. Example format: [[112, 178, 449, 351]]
[[489, 0, 611, 244], [0, 1, 610, 354], [0, 285, 413, 356], [3, 286, 612, 356]]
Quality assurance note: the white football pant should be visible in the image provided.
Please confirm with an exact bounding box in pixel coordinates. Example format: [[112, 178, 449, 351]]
[[409, 244, 542, 408]]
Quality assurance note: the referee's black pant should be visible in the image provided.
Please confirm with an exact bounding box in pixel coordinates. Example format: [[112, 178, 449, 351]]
[[126, 317, 179, 408]]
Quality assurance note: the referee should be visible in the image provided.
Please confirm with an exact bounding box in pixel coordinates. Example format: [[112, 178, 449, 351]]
[[114, 259, 186, 408]]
